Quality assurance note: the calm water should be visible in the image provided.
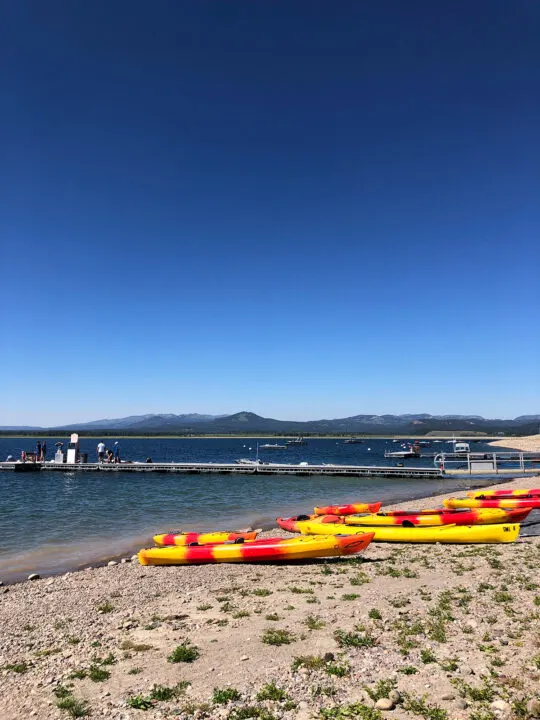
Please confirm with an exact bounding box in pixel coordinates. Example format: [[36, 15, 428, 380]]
[[0, 437, 514, 583]]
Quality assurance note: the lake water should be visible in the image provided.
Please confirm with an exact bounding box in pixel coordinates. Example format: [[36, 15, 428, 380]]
[[0, 437, 519, 583]]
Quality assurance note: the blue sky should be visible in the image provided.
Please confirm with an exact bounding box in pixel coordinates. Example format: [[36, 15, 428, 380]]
[[1, 1, 539, 425]]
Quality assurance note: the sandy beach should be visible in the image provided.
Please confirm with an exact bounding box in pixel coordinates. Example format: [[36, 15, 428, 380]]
[[1, 476, 539, 720], [489, 435, 540, 453]]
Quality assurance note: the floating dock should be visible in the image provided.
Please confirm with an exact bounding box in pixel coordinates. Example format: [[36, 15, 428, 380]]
[[0, 460, 442, 478]]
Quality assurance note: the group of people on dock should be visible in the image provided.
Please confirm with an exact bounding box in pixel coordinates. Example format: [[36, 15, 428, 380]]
[[96, 441, 120, 464]]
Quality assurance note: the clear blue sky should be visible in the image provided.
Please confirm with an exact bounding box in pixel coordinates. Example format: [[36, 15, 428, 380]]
[[1, 1, 539, 425]]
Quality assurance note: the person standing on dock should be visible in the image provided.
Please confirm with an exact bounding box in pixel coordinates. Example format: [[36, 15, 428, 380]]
[[113, 441, 120, 463], [36, 441, 42, 462], [97, 441, 106, 463], [42, 441, 47, 461]]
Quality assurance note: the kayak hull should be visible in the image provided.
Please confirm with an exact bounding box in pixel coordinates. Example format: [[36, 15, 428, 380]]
[[314, 502, 381, 516], [345, 507, 531, 526], [154, 530, 260, 546], [138, 533, 374, 565], [277, 514, 343, 532], [466, 488, 540, 498], [444, 497, 540, 509], [294, 520, 520, 543]]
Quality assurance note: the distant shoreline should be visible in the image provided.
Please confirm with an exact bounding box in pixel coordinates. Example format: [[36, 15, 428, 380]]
[[0, 433, 513, 440]]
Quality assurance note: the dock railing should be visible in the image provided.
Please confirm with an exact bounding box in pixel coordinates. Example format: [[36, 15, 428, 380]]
[[435, 451, 540, 475]]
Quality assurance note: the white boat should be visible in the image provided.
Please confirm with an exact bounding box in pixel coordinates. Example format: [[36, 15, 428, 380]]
[[343, 437, 364, 444], [259, 443, 287, 450], [235, 458, 262, 465], [285, 436, 306, 445]]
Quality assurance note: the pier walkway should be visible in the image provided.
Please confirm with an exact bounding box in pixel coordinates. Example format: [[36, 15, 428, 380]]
[[0, 460, 442, 479]]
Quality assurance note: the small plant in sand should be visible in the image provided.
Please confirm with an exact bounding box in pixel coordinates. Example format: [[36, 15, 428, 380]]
[[493, 590, 513, 604], [265, 612, 280, 621], [334, 628, 377, 648], [326, 661, 350, 677], [368, 608, 382, 620], [56, 694, 91, 717], [256, 682, 289, 701], [420, 648, 437, 664], [232, 610, 250, 619], [401, 693, 448, 720], [126, 694, 154, 710], [365, 678, 397, 702], [3, 662, 29, 674], [342, 593, 360, 601], [92, 652, 116, 665], [150, 683, 189, 701], [320, 701, 382, 720], [197, 603, 212, 611], [451, 677, 495, 702], [261, 628, 296, 646], [97, 600, 115, 613], [253, 588, 273, 596], [127, 666, 143, 674], [168, 642, 200, 663], [350, 571, 370, 585], [228, 706, 278, 720], [388, 596, 410, 608], [399, 665, 418, 674], [289, 586, 314, 594], [439, 658, 459, 672], [304, 614, 326, 630], [88, 664, 110, 682], [213, 686, 242, 704], [291, 655, 327, 672]]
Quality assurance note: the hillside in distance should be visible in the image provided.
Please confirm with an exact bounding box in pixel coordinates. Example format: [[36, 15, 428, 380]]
[[2, 412, 539, 435]]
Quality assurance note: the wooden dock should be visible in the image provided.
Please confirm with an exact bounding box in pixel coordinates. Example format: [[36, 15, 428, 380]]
[[0, 461, 442, 479]]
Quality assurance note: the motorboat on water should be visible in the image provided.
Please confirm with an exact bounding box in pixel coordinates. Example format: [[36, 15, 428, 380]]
[[384, 442, 421, 459], [343, 437, 364, 444], [285, 436, 306, 445], [259, 443, 287, 450], [235, 458, 262, 465]]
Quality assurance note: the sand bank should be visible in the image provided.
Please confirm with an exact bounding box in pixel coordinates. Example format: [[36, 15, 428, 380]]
[[1, 476, 539, 720], [489, 435, 540, 453]]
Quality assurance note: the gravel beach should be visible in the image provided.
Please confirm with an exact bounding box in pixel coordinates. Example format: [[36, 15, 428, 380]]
[[1, 476, 539, 720]]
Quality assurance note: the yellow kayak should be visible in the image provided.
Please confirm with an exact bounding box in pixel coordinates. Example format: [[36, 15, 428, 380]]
[[444, 496, 540, 510], [138, 532, 374, 565], [296, 520, 520, 543], [344, 507, 530, 526], [466, 488, 540, 498]]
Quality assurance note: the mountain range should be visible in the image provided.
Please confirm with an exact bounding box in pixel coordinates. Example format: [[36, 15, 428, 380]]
[[1, 412, 539, 435]]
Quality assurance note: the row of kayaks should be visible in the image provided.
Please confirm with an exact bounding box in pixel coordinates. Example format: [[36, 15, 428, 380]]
[[137, 487, 539, 565]]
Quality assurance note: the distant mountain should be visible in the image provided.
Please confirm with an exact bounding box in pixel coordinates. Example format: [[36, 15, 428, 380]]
[[1, 412, 538, 435], [52, 413, 225, 431]]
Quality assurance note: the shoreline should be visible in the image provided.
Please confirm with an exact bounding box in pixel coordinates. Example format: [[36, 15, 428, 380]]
[[0, 474, 527, 587], [0, 433, 520, 440], [1, 475, 539, 720]]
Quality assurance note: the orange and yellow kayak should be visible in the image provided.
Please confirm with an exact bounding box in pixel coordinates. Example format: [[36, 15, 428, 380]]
[[444, 496, 540, 510], [138, 533, 374, 565], [344, 507, 531, 527], [277, 514, 339, 532], [466, 488, 540, 498], [314, 501, 382, 516], [154, 530, 260, 547]]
